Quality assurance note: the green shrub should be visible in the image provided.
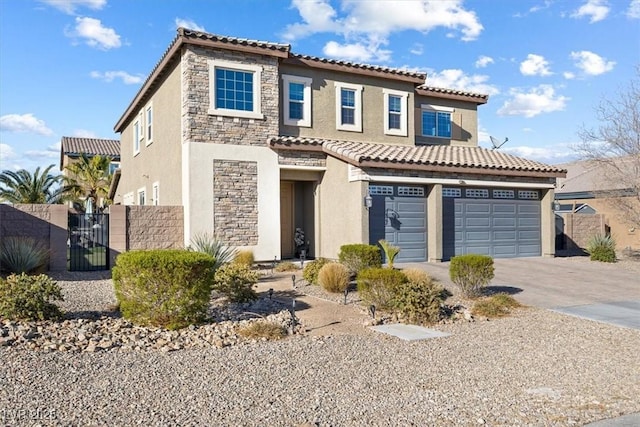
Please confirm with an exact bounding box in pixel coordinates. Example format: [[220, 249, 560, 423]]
[[394, 273, 445, 324], [188, 233, 236, 270], [586, 234, 616, 263], [378, 239, 400, 269], [339, 244, 382, 276], [112, 250, 215, 330], [302, 257, 331, 285], [213, 262, 260, 303], [0, 273, 63, 321], [472, 293, 522, 318], [233, 250, 255, 267], [318, 262, 350, 293], [237, 321, 287, 340], [274, 261, 299, 272], [449, 254, 495, 298], [0, 237, 50, 274], [356, 267, 407, 310]]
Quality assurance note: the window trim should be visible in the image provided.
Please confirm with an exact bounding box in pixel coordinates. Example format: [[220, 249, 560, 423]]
[[145, 103, 153, 146], [208, 59, 263, 119], [383, 89, 408, 136], [421, 104, 454, 138], [133, 117, 141, 155], [335, 82, 363, 132], [282, 74, 312, 127], [152, 182, 159, 206], [137, 187, 146, 206]]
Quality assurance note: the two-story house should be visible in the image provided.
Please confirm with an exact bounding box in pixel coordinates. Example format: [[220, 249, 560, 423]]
[[112, 28, 565, 262]]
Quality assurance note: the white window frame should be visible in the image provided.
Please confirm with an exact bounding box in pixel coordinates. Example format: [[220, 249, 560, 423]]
[[282, 74, 312, 127], [137, 187, 146, 206], [152, 182, 159, 206], [335, 82, 363, 132], [133, 118, 141, 155], [421, 104, 454, 138], [383, 89, 408, 136], [145, 103, 153, 146], [208, 59, 263, 119]]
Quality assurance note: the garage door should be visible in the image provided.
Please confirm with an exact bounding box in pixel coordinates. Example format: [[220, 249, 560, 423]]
[[369, 185, 427, 263], [443, 188, 541, 260]]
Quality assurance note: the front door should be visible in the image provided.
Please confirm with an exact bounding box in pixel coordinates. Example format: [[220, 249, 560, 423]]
[[280, 182, 295, 258]]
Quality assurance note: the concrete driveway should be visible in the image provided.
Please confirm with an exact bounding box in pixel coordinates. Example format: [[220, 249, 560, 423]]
[[402, 256, 640, 330]]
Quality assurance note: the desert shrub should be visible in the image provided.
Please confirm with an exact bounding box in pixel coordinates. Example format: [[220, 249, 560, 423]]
[[318, 262, 350, 293], [356, 267, 407, 310], [274, 261, 299, 272], [394, 281, 445, 324], [339, 244, 382, 276], [302, 257, 331, 285], [0, 273, 63, 321], [188, 232, 236, 270], [112, 250, 215, 330], [472, 293, 522, 318], [0, 237, 50, 274], [586, 234, 616, 263], [449, 254, 495, 298], [237, 321, 287, 340], [378, 239, 401, 269], [213, 262, 260, 303], [233, 250, 255, 267]]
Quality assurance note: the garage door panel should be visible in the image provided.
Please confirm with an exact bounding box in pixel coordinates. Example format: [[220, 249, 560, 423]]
[[494, 231, 517, 240], [493, 245, 517, 256], [393, 217, 426, 228], [397, 201, 426, 212], [518, 244, 541, 256], [466, 203, 491, 214], [466, 231, 491, 241], [397, 232, 427, 243], [518, 230, 540, 240], [493, 217, 516, 227], [466, 217, 491, 227], [518, 217, 539, 227], [464, 246, 491, 256], [494, 204, 516, 214], [519, 205, 540, 214]]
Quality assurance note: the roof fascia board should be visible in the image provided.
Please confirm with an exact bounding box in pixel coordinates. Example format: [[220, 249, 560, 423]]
[[366, 174, 555, 189], [416, 88, 488, 105], [185, 37, 289, 58]]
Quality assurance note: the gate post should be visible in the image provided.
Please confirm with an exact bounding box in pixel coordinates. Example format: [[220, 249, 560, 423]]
[[49, 205, 68, 271], [109, 205, 127, 269]]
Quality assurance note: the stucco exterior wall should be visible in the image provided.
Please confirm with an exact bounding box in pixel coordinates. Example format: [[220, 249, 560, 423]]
[[279, 64, 416, 145], [317, 156, 368, 258], [414, 94, 479, 147], [116, 60, 183, 205]]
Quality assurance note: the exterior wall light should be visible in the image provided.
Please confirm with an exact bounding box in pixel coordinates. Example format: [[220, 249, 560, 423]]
[[364, 193, 373, 209]]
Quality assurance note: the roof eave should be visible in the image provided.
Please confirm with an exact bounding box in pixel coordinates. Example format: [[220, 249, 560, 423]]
[[357, 160, 564, 178], [416, 88, 488, 105]]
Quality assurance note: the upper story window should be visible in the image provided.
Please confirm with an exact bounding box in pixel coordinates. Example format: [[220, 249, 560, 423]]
[[421, 104, 454, 138], [383, 89, 408, 136], [145, 104, 153, 145], [208, 60, 263, 119], [133, 115, 141, 155], [335, 82, 363, 132], [152, 182, 159, 206], [137, 188, 146, 206], [108, 161, 120, 175], [282, 74, 312, 127]]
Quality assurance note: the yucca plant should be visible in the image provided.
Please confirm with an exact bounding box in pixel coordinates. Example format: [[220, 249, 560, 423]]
[[586, 234, 616, 263], [0, 237, 50, 274], [379, 239, 400, 269], [188, 233, 237, 271]]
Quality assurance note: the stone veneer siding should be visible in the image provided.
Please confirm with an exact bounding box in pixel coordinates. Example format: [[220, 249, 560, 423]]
[[213, 160, 258, 246], [126, 206, 184, 250], [278, 151, 327, 167], [182, 46, 279, 146], [560, 213, 606, 251]]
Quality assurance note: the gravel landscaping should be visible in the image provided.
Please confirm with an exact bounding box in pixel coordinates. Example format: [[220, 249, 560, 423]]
[[1, 269, 639, 426]]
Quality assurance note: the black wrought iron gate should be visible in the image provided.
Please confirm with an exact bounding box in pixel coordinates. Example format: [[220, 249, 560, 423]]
[[68, 212, 109, 271]]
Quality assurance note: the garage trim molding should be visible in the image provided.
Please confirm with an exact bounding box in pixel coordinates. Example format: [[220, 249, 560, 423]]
[[362, 174, 555, 189]]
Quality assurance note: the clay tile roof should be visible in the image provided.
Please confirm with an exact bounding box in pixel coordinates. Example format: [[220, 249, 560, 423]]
[[180, 28, 291, 53], [61, 136, 120, 158], [417, 85, 489, 103], [290, 53, 426, 81], [269, 136, 565, 177]]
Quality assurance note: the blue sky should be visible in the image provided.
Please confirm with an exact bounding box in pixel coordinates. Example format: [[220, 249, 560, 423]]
[[1, 0, 638, 174]]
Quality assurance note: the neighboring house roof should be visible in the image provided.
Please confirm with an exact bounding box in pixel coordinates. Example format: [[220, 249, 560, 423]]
[[416, 85, 488, 105], [269, 136, 566, 178], [60, 136, 120, 169], [555, 156, 639, 197]]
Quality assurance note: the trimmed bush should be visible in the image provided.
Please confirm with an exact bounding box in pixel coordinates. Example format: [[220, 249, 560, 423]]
[[356, 267, 407, 310], [339, 244, 382, 276], [237, 321, 287, 340], [378, 239, 401, 269], [188, 233, 236, 270], [394, 280, 444, 324], [302, 257, 331, 285], [0, 273, 63, 321], [213, 262, 260, 303], [233, 250, 255, 267], [318, 262, 350, 293], [112, 250, 215, 330], [0, 237, 50, 274], [472, 293, 522, 318], [586, 234, 616, 263], [449, 254, 495, 298]]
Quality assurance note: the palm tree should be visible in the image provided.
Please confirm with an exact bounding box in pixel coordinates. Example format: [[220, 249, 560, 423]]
[[64, 153, 113, 209], [0, 164, 70, 204]]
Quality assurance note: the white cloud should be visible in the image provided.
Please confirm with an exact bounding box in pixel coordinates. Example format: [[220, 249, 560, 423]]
[[571, 0, 610, 23], [283, 0, 341, 40], [90, 70, 144, 84], [425, 69, 500, 96], [570, 50, 615, 75], [0, 143, 17, 161], [66, 17, 121, 50], [563, 71, 576, 79], [39, 0, 106, 15], [475, 55, 494, 68], [25, 148, 59, 159], [175, 18, 206, 32], [410, 43, 424, 56], [628, 0, 640, 18], [322, 40, 391, 62], [72, 129, 98, 138], [0, 114, 54, 136], [520, 54, 552, 76], [503, 145, 577, 164], [497, 85, 568, 118]]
